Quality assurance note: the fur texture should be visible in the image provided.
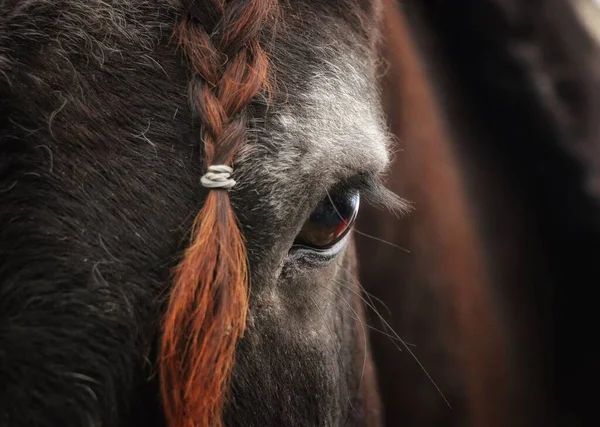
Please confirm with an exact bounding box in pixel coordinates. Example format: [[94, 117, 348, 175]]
[[0, 1, 388, 426]]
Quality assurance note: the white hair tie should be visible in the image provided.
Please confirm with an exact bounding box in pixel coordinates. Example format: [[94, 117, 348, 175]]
[[200, 165, 236, 190]]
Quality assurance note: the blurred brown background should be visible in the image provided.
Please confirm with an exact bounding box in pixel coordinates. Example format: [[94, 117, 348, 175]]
[[357, 1, 600, 426]]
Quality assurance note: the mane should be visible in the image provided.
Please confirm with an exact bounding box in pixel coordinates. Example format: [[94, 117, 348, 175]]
[[159, 1, 278, 426]]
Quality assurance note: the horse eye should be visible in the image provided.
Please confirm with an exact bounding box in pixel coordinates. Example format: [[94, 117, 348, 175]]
[[293, 189, 360, 251]]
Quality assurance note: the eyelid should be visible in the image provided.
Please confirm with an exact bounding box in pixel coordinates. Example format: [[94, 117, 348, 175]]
[[325, 172, 374, 199], [288, 231, 353, 264], [331, 172, 404, 214]]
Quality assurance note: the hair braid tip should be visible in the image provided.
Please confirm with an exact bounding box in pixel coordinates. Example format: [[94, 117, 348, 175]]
[[159, 1, 279, 427]]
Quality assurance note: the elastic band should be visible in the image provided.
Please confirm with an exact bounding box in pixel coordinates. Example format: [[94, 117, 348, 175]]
[[200, 165, 236, 190]]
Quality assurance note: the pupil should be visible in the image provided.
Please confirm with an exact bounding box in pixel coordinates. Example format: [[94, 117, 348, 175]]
[[296, 189, 360, 249]]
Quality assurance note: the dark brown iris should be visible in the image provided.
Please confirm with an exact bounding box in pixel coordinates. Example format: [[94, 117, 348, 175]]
[[294, 189, 360, 251]]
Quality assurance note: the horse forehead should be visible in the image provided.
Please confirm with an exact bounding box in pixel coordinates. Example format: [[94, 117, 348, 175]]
[[242, 52, 389, 199], [283, 59, 389, 178]]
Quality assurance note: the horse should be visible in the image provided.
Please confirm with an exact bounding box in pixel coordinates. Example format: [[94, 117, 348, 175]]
[[357, 1, 600, 426], [2, 0, 598, 426], [0, 0, 416, 426]]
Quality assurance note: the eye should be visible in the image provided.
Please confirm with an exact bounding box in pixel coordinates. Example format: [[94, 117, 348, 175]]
[[293, 188, 360, 251]]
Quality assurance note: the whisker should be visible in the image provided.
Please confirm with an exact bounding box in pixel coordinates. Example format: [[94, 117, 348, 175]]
[[360, 287, 393, 318], [323, 188, 411, 254], [321, 187, 448, 405], [309, 279, 371, 425], [331, 281, 409, 345], [352, 228, 412, 254], [306, 292, 362, 424], [334, 261, 452, 408], [315, 281, 422, 423]]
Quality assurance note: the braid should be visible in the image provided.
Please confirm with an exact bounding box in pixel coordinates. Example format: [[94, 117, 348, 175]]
[[159, 1, 278, 426]]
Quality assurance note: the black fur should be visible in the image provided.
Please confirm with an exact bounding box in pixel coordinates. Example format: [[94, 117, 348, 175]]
[[0, 1, 384, 426]]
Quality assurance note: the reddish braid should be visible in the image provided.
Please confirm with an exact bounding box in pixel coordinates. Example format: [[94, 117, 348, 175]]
[[159, 1, 278, 426]]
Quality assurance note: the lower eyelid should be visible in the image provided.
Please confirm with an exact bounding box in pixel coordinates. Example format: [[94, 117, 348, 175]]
[[286, 231, 353, 266]]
